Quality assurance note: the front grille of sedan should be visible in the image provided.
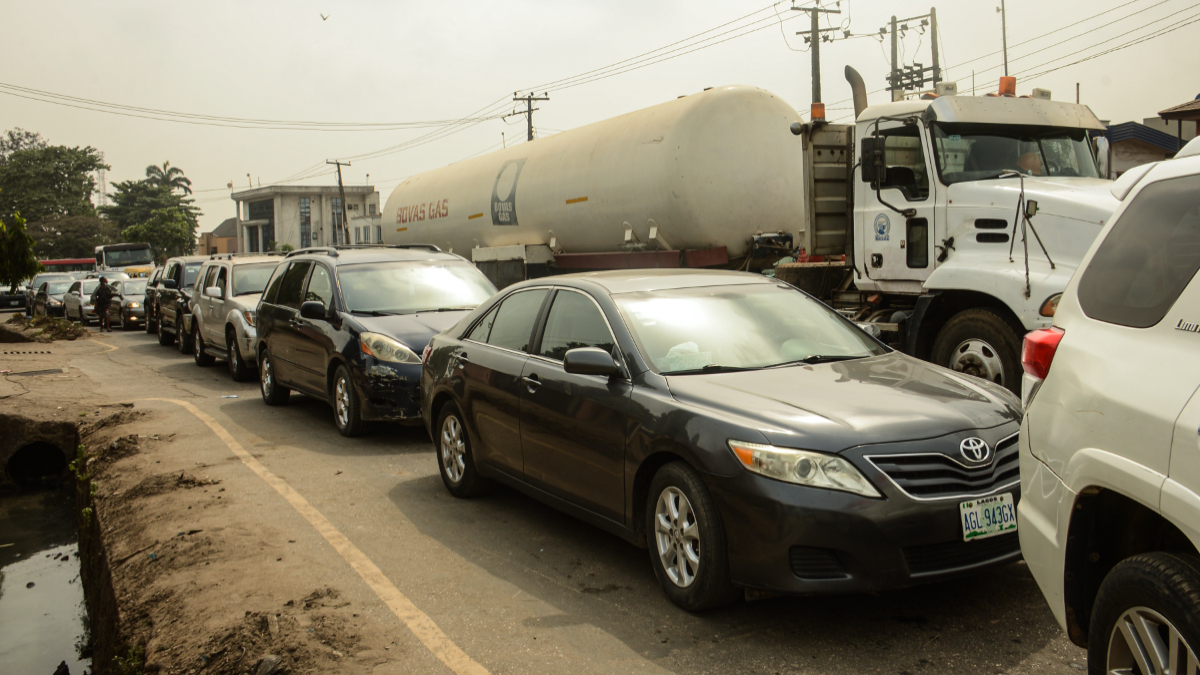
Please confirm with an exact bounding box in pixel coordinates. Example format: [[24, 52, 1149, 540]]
[[903, 532, 1021, 575], [865, 433, 1019, 501]]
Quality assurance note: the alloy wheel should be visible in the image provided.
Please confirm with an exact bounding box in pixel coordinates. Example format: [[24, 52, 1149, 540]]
[[261, 356, 273, 394], [948, 338, 1006, 386], [1107, 606, 1199, 675], [228, 336, 240, 374], [654, 487, 701, 588], [334, 375, 350, 429], [440, 415, 466, 483]]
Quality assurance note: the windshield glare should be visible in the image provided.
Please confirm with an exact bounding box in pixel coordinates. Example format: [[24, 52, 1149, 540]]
[[932, 123, 1100, 184], [184, 263, 202, 287], [232, 263, 277, 296], [615, 284, 887, 373], [45, 282, 72, 294], [121, 281, 148, 295], [339, 261, 497, 314], [104, 248, 154, 267]]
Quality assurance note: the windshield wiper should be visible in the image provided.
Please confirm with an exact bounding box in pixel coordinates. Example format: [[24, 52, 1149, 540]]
[[662, 364, 760, 375], [767, 354, 868, 368]]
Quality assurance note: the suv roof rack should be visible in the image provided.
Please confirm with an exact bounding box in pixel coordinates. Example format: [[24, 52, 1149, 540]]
[[284, 244, 444, 258], [208, 251, 287, 260]]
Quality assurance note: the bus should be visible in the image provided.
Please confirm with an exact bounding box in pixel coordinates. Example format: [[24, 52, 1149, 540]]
[[95, 243, 155, 277], [38, 258, 95, 274]]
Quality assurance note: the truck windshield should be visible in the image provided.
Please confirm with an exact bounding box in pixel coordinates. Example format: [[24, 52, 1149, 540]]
[[931, 123, 1099, 184], [104, 248, 154, 267]]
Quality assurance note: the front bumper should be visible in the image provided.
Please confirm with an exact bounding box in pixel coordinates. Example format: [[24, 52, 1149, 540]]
[[118, 305, 146, 323], [350, 358, 423, 424], [1017, 421, 1073, 633], [708, 470, 1022, 595]]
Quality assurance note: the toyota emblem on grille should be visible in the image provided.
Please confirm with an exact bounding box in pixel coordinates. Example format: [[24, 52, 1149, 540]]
[[960, 437, 992, 463]]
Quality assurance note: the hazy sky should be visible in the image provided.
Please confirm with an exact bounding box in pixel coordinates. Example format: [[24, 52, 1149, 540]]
[[3, 0, 1196, 233]]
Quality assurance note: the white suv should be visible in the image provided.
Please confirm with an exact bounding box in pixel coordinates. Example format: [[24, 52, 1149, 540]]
[[1018, 151, 1200, 672], [189, 255, 283, 380]]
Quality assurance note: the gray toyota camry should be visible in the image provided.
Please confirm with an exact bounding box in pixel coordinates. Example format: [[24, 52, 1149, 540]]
[[420, 270, 1023, 610]]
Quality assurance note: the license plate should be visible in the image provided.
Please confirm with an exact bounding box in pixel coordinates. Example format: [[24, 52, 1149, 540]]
[[8, 301, 17, 306], [959, 493, 1017, 541]]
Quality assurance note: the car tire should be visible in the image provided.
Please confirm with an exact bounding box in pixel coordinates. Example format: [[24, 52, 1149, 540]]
[[931, 308, 1023, 394], [121, 311, 133, 331], [1087, 552, 1200, 675], [435, 402, 488, 498], [193, 327, 215, 367], [332, 365, 366, 438], [177, 314, 194, 354], [227, 330, 250, 382], [259, 351, 290, 406], [645, 462, 739, 611], [145, 305, 156, 333], [157, 314, 175, 346]]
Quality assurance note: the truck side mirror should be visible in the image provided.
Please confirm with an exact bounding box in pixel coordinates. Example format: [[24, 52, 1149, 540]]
[[1024, 200, 1039, 219], [860, 137, 881, 184]]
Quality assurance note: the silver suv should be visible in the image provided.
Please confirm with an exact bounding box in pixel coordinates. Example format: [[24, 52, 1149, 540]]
[[190, 255, 283, 380]]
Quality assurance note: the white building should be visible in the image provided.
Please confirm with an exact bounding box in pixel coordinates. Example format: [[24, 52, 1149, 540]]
[[230, 185, 382, 253]]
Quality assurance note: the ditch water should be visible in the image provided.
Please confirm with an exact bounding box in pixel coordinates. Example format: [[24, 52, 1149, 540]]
[[0, 486, 91, 674]]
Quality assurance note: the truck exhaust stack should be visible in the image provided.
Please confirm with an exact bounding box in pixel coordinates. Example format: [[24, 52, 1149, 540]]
[[845, 66, 868, 120]]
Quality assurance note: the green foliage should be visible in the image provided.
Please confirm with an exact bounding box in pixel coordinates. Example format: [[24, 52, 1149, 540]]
[[28, 215, 118, 259], [101, 179, 200, 233], [0, 145, 107, 222], [0, 128, 47, 164], [113, 644, 145, 675], [121, 208, 196, 259], [0, 212, 44, 293], [145, 160, 192, 195], [279, 243, 295, 252]]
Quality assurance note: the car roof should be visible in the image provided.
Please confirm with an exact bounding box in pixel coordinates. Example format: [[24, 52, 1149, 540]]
[[207, 255, 283, 266], [539, 268, 776, 295], [166, 255, 212, 264], [283, 245, 466, 266]]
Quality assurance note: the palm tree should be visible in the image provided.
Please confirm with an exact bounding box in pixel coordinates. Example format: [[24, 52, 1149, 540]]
[[145, 161, 193, 195]]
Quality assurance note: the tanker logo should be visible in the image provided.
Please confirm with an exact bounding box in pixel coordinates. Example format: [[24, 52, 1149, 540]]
[[874, 213, 891, 241], [491, 159, 526, 226]]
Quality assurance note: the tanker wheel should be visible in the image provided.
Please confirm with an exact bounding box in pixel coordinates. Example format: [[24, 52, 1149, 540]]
[[931, 308, 1023, 394]]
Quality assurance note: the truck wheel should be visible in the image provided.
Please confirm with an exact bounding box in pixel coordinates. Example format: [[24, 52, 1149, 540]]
[[1088, 552, 1200, 675], [931, 309, 1022, 393], [227, 330, 250, 382], [157, 314, 175, 346]]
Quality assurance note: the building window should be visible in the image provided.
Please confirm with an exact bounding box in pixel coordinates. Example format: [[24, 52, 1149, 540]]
[[369, 204, 376, 215], [374, 225, 382, 242], [354, 227, 361, 244], [299, 197, 311, 249], [249, 199, 275, 251], [247, 225, 260, 253]]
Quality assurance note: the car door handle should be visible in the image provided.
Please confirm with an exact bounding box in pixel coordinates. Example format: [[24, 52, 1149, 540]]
[[453, 352, 469, 368], [522, 374, 541, 392]]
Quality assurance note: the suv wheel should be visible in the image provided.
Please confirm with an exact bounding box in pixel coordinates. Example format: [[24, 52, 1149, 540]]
[[145, 305, 156, 333], [227, 330, 250, 382], [332, 365, 366, 437], [931, 309, 1023, 394], [1089, 552, 1200, 675], [177, 314, 194, 354], [646, 462, 739, 611], [436, 403, 487, 497], [259, 352, 290, 405], [193, 328, 215, 367], [157, 313, 175, 346]]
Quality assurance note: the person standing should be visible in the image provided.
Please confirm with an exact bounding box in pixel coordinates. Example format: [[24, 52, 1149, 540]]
[[94, 277, 114, 332]]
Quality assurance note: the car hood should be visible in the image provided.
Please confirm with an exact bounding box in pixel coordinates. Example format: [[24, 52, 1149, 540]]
[[227, 293, 262, 310], [119, 293, 146, 304], [352, 310, 471, 351], [664, 353, 1020, 453]]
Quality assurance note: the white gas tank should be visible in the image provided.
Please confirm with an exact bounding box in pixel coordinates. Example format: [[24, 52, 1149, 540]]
[[381, 85, 807, 258]]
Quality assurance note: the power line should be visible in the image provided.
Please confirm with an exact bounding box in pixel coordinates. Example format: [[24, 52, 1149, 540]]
[[1020, 10, 1200, 80]]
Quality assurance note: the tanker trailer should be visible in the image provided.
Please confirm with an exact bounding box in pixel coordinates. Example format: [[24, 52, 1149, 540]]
[[381, 85, 806, 285]]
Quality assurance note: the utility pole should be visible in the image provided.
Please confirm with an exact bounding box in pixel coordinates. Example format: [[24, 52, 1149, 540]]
[[891, 15, 900, 101], [1076, 82, 1080, 104], [792, 5, 841, 105], [997, 0, 1008, 76], [881, 9, 940, 101], [326, 160, 351, 245], [509, 92, 549, 142], [97, 152, 107, 207]]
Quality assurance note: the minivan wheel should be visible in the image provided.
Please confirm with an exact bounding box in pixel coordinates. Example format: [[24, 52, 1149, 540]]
[[435, 403, 487, 497], [332, 365, 366, 437], [227, 330, 250, 382], [646, 462, 738, 611], [259, 352, 290, 405], [931, 309, 1022, 394], [157, 314, 175, 346], [193, 328, 215, 367], [1088, 552, 1200, 675]]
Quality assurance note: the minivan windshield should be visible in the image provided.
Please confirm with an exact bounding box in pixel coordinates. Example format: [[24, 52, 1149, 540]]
[[232, 263, 278, 296], [338, 261, 497, 314], [932, 123, 1100, 184], [615, 283, 887, 374]]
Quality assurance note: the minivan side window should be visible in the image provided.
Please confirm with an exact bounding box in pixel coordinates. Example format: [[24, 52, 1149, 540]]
[[1077, 174, 1200, 328], [262, 264, 287, 304], [276, 262, 312, 310], [305, 265, 334, 307], [538, 290, 616, 361], [485, 289, 548, 352]]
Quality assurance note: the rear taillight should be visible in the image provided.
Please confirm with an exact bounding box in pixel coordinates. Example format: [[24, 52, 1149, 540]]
[[421, 344, 432, 365], [1022, 327, 1065, 380]]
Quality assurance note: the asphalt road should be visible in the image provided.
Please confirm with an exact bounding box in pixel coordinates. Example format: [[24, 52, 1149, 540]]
[[58, 316, 1090, 675]]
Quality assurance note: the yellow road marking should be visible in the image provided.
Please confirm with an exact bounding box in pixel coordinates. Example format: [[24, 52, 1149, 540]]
[[565, 197, 588, 204], [146, 398, 489, 675], [91, 339, 119, 353]]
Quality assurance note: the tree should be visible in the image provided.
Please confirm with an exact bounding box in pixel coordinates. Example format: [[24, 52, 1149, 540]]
[[28, 215, 118, 259], [0, 145, 107, 222], [101, 179, 200, 233], [121, 208, 196, 260], [145, 161, 192, 195], [0, 212, 43, 293], [0, 128, 47, 164]]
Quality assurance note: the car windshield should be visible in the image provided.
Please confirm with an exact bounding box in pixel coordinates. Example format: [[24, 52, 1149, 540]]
[[338, 261, 497, 314], [184, 263, 202, 287], [232, 263, 278, 296], [615, 283, 887, 374], [931, 123, 1100, 184], [103, 248, 154, 267], [45, 282, 73, 294], [121, 280, 148, 295], [81, 280, 100, 294], [34, 274, 70, 287]]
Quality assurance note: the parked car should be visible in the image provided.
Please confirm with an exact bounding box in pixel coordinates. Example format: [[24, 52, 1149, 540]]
[[422, 270, 1024, 610], [25, 273, 73, 317], [105, 279, 148, 330], [32, 280, 73, 317], [154, 256, 207, 350], [64, 278, 101, 324], [256, 245, 496, 436], [85, 271, 130, 281], [1018, 154, 1200, 671], [1, 283, 26, 311], [143, 267, 164, 334], [190, 255, 282, 380]]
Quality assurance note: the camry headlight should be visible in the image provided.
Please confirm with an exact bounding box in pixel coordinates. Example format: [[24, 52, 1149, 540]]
[[49, 298, 61, 306], [126, 301, 140, 309], [727, 440, 881, 497], [359, 332, 421, 364], [242, 310, 255, 327]]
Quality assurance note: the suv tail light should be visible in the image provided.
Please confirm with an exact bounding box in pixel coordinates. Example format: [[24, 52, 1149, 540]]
[[1021, 327, 1065, 380]]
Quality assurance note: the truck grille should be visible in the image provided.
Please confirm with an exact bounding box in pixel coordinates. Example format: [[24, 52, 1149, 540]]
[[903, 532, 1021, 575], [866, 433, 1019, 500]]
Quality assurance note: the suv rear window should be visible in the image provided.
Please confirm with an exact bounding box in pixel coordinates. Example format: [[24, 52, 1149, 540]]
[[1077, 174, 1200, 328]]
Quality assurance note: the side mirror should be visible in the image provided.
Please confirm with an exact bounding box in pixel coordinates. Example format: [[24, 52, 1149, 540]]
[[563, 347, 621, 378], [204, 286, 222, 298], [162, 279, 178, 290], [860, 136, 882, 184], [300, 301, 327, 321], [1024, 200, 1039, 219]]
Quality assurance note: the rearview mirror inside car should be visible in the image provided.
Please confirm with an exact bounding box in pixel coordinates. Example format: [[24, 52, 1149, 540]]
[[563, 347, 621, 378], [204, 286, 222, 298], [300, 301, 327, 321]]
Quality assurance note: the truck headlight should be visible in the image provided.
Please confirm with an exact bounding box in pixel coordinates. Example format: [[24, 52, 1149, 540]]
[[727, 440, 881, 497], [359, 332, 421, 364]]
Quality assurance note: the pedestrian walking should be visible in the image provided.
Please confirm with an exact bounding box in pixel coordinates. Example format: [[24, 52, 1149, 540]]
[[94, 277, 114, 332]]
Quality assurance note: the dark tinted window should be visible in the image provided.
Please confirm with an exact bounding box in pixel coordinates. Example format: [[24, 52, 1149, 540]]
[[276, 262, 312, 310], [465, 306, 498, 343], [305, 265, 334, 307], [485, 289, 547, 352], [1078, 174, 1200, 328], [202, 266, 218, 291], [539, 291, 616, 361], [214, 267, 228, 295], [262, 264, 287, 304]]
